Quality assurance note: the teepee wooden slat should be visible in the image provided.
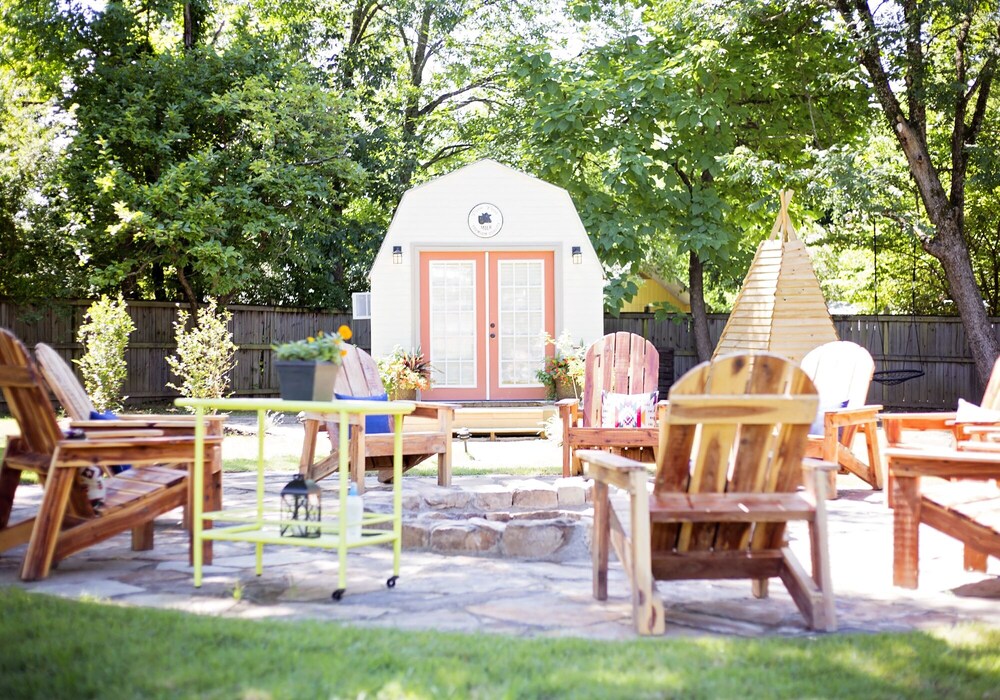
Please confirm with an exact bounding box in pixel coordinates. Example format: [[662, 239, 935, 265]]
[[713, 190, 837, 363]]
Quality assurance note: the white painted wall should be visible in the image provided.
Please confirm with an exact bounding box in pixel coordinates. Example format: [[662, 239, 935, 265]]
[[370, 159, 603, 358]]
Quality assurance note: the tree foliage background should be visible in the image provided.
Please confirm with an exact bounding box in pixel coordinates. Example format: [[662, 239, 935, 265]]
[[1, 0, 998, 371]]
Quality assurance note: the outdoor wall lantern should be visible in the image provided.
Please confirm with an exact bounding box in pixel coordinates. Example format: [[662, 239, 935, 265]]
[[572, 246, 582, 264], [392, 245, 403, 264], [280, 473, 322, 538]]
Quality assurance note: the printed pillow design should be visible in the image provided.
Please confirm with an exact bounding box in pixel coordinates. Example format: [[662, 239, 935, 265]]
[[601, 391, 658, 428]]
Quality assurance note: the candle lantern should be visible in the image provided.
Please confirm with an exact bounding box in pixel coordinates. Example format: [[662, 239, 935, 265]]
[[280, 474, 322, 538]]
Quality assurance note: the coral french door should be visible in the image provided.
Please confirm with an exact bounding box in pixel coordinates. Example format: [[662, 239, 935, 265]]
[[419, 251, 554, 400]]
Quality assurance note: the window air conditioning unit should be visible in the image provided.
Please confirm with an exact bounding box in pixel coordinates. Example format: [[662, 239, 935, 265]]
[[352, 292, 371, 320]]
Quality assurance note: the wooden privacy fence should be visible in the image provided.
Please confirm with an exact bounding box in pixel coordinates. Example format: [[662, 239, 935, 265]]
[[0, 300, 370, 407], [0, 300, 990, 410], [607, 313, 987, 411]]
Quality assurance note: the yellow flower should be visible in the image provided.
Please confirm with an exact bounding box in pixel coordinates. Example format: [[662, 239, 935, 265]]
[[307, 336, 315, 343], [338, 324, 353, 341], [341, 349, 348, 357]]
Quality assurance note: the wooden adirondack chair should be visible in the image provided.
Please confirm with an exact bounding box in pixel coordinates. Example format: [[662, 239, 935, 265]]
[[800, 341, 885, 495], [579, 353, 837, 635], [0, 329, 222, 580], [33, 342, 226, 540], [558, 332, 662, 478], [299, 344, 455, 494]]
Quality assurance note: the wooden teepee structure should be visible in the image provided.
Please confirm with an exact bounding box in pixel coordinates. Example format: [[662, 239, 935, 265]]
[[713, 190, 837, 363]]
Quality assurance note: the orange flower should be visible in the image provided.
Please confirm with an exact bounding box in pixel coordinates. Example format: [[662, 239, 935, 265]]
[[338, 324, 353, 341], [341, 349, 348, 357]]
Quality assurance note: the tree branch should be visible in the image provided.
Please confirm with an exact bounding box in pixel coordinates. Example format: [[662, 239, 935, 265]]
[[950, 8, 972, 205], [417, 75, 500, 118], [902, 0, 927, 140], [421, 143, 473, 170]]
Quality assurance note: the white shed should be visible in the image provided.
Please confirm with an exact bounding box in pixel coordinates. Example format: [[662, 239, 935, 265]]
[[370, 159, 603, 401]]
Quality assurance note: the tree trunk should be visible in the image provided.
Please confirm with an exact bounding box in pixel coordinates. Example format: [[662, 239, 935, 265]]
[[926, 216, 999, 386], [688, 250, 712, 362]]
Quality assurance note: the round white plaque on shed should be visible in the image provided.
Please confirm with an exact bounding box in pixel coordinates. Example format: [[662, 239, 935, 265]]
[[468, 203, 503, 238]]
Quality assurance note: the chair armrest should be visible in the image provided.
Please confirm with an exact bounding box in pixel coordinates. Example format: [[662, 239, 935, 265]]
[[824, 404, 882, 426], [800, 458, 838, 503], [880, 412, 956, 429], [409, 401, 457, 419], [802, 458, 838, 473], [72, 419, 180, 431], [880, 411, 957, 445], [53, 435, 223, 468], [83, 428, 165, 439], [578, 449, 650, 493], [557, 398, 580, 424]]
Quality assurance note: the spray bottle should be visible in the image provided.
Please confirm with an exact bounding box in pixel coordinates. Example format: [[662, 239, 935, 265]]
[[346, 482, 363, 543]]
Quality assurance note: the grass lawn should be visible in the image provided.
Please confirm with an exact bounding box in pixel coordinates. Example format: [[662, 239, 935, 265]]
[[2, 588, 999, 699]]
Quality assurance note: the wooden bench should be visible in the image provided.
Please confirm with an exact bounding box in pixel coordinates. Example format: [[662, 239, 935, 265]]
[[884, 445, 1000, 588]]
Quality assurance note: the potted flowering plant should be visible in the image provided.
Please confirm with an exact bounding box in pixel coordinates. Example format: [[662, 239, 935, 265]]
[[535, 332, 586, 400], [272, 325, 353, 401], [377, 347, 433, 400]]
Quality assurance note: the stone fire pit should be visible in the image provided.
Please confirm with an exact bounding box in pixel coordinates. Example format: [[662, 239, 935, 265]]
[[361, 477, 594, 562]]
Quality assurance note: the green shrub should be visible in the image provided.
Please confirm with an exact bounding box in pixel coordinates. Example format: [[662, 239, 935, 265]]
[[75, 293, 135, 412], [166, 299, 238, 409]]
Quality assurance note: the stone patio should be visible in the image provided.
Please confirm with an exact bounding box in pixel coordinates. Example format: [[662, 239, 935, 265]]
[[2, 460, 999, 640]]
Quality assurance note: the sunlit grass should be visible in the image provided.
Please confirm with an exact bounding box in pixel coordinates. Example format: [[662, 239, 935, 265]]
[[1, 588, 998, 699]]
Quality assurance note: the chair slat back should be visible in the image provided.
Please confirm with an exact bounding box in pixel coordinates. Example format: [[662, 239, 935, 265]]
[[582, 332, 659, 428], [981, 356, 1000, 411], [0, 329, 62, 456], [35, 343, 96, 420], [652, 353, 818, 554], [334, 345, 386, 398], [800, 341, 874, 410]]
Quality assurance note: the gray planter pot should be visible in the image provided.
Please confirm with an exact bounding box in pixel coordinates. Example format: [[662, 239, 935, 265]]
[[275, 361, 341, 402]]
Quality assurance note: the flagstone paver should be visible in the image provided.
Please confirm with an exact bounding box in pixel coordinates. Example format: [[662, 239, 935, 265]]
[[1, 463, 999, 640]]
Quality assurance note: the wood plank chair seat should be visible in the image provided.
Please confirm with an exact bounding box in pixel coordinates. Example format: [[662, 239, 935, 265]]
[[800, 340, 885, 495], [885, 444, 1000, 589], [0, 329, 222, 580], [559, 332, 662, 477], [298, 344, 455, 494], [579, 353, 837, 635]]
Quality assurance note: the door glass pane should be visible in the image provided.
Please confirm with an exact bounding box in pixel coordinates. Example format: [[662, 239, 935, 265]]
[[429, 261, 477, 387], [497, 260, 545, 386]]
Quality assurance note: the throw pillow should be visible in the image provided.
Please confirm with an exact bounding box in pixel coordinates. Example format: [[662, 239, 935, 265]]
[[334, 392, 392, 434], [809, 399, 850, 436], [601, 391, 658, 428], [955, 398, 1000, 423], [88, 409, 131, 473]]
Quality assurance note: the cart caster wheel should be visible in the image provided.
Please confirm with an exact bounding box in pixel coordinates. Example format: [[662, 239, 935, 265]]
[[386, 576, 399, 589], [331, 588, 345, 601]]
